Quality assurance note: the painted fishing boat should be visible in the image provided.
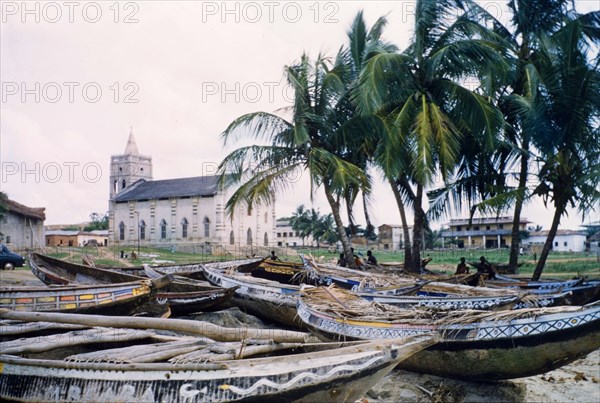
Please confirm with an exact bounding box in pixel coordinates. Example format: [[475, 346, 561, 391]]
[[202, 266, 560, 329], [297, 285, 600, 380], [0, 310, 435, 403], [29, 253, 237, 315], [0, 275, 172, 316]]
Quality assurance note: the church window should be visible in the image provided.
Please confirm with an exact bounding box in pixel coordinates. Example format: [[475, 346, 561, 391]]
[[263, 232, 268, 246], [160, 219, 167, 239], [247, 205, 252, 216], [122, 179, 127, 190], [140, 220, 146, 240], [264, 212, 268, 223], [181, 218, 189, 238], [119, 222, 126, 241], [229, 231, 235, 245], [247, 228, 253, 245], [113, 180, 118, 193], [203, 217, 210, 237]]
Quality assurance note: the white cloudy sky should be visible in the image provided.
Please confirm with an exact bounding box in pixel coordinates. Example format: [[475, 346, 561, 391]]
[[1, 1, 598, 229]]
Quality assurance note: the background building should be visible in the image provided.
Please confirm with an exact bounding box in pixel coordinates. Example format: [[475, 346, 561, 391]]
[[377, 224, 412, 251], [0, 197, 45, 249], [275, 218, 313, 247], [46, 230, 108, 247], [441, 216, 530, 249], [108, 131, 276, 254], [523, 230, 587, 253]]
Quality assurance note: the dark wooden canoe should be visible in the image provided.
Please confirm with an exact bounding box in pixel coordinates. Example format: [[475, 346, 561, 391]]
[[297, 286, 600, 380], [0, 310, 435, 403], [29, 253, 236, 315]]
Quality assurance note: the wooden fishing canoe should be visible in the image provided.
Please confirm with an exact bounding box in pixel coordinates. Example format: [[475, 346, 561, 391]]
[[202, 266, 557, 329], [297, 286, 600, 380], [28, 253, 236, 316], [0, 276, 172, 316], [0, 310, 435, 403]]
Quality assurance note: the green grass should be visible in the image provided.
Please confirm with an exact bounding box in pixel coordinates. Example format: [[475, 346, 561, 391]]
[[25, 245, 599, 280]]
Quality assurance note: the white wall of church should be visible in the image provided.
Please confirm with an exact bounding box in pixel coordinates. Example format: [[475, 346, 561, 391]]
[[109, 189, 276, 252]]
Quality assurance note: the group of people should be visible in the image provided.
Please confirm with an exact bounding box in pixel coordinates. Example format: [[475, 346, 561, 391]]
[[455, 255, 497, 279], [337, 248, 377, 268]]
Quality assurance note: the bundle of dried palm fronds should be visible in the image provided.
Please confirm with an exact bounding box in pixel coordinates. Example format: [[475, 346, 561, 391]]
[[300, 285, 589, 327]]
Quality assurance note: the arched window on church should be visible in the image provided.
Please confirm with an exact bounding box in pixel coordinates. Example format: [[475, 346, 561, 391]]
[[181, 218, 188, 238], [119, 222, 126, 241], [247, 228, 253, 245], [229, 231, 235, 245], [264, 212, 268, 223], [263, 232, 268, 246], [160, 219, 167, 240], [113, 180, 118, 194], [203, 217, 210, 237], [140, 220, 146, 240], [247, 205, 252, 216], [122, 179, 127, 190]]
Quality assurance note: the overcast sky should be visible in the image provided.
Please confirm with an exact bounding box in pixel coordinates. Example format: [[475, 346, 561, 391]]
[[2, 1, 598, 229]]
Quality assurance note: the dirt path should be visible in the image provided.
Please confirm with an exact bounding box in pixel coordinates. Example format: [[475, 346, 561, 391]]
[[0, 268, 43, 286]]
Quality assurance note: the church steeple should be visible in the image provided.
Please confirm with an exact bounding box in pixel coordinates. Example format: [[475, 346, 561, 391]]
[[110, 128, 152, 199], [124, 127, 139, 155]]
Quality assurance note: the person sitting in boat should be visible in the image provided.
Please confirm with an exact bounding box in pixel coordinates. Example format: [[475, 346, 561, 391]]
[[337, 253, 348, 267], [455, 257, 469, 274], [366, 250, 378, 265], [476, 256, 496, 279], [269, 251, 281, 261]]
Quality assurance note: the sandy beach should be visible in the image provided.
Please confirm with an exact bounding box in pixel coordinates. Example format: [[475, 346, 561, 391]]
[[1, 268, 598, 402]]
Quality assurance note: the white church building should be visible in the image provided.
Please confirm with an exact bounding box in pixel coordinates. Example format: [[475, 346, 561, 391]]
[[108, 131, 277, 253]]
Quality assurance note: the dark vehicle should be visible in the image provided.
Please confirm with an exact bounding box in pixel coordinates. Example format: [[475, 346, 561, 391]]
[[0, 244, 25, 270]]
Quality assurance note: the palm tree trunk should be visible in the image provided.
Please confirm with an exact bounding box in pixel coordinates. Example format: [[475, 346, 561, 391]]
[[362, 192, 374, 238], [531, 200, 565, 281], [410, 184, 425, 273], [324, 183, 356, 269], [387, 176, 412, 267], [509, 138, 529, 271]]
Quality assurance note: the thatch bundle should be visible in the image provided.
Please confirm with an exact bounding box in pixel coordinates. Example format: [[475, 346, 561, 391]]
[[300, 285, 589, 327]]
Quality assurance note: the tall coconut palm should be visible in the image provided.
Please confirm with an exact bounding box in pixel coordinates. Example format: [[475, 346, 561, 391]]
[[334, 11, 397, 241], [356, 0, 506, 272], [427, 1, 598, 272], [217, 54, 369, 268], [528, 15, 600, 280]]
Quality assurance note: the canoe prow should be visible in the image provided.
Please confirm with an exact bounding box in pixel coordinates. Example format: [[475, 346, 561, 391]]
[[149, 273, 174, 290]]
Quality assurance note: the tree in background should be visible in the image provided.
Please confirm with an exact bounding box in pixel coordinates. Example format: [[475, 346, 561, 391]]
[[84, 212, 109, 231]]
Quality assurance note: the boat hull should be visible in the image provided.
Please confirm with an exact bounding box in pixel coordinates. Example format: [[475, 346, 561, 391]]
[[297, 299, 600, 380], [0, 337, 433, 402]]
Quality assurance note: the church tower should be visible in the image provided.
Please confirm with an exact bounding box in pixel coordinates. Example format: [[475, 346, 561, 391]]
[[109, 128, 153, 199]]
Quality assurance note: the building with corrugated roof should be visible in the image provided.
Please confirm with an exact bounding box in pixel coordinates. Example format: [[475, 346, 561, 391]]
[[0, 197, 45, 249], [108, 130, 276, 252]]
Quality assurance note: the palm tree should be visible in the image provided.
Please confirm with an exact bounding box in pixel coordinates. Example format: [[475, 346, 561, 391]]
[[528, 15, 600, 280], [333, 11, 397, 242], [218, 54, 369, 268], [289, 205, 310, 245], [356, 0, 506, 272]]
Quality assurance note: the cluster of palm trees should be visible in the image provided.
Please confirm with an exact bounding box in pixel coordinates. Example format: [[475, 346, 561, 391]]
[[217, 0, 599, 278], [287, 205, 337, 247]]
